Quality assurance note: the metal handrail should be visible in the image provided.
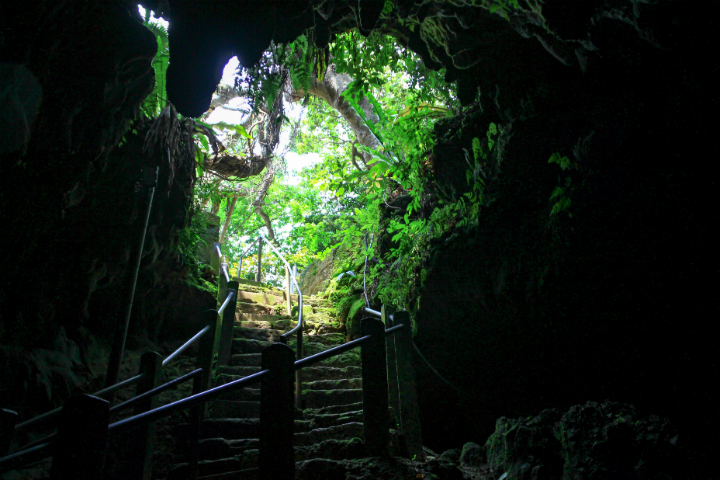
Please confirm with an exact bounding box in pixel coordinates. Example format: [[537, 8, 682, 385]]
[[294, 323, 406, 370], [108, 369, 269, 434], [109, 368, 203, 414], [12, 372, 145, 433], [216, 244, 231, 283], [236, 238, 261, 279], [363, 307, 394, 322], [255, 232, 303, 340], [162, 325, 211, 367], [110, 321, 404, 434], [0, 442, 52, 471], [1, 318, 410, 474], [217, 290, 235, 315]]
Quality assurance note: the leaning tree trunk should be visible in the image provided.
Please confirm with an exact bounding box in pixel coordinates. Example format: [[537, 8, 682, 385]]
[[293, 65, 382, 166]]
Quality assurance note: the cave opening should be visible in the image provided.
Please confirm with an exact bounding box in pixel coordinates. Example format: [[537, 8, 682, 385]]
[[1, 1, 717, 478]]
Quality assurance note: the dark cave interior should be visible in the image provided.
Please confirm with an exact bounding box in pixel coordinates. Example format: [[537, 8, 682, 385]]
[[0, 0, 717, 477]]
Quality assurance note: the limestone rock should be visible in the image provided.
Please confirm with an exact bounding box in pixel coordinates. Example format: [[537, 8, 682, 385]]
[[485, 401, 682, 480], [195, 212, 220, 265], [298, 246, 345, 296]]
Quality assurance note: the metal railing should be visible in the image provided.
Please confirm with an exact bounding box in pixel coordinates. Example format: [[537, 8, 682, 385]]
[[1, 235, 423, 479], [228, 233, 305, 407], [1, 313, 414, 479]]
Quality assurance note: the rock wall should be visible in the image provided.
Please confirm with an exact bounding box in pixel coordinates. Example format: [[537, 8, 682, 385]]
[[0, 2, 716, 474]]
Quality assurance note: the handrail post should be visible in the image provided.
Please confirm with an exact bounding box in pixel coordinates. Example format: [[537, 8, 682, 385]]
[[210, 241, 221, 273], [295, 320, 303, 409], [218, 281, 239, 366], [259, 344, 295, 480], [50, 394, 109, 480], [285, 266, 292, 317], [255, 238, 263, 283], [105, 166, 159, 399], [213, 247, 229, 364], [360, 318, 390, 457], [392, 311, 424, 460], [129, 352, 163, 480], [1, 409, 19, 455], [188, 310, 218, 479], [382, 306, 401, 430]]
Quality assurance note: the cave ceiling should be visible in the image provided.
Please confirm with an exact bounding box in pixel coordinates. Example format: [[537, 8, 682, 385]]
[[141, 0, 674, 118]]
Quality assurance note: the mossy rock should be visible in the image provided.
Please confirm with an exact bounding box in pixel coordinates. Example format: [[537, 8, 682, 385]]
[[292, 305, 314, 318]]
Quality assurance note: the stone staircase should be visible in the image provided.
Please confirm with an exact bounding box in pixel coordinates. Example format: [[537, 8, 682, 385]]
[[167, 280, 369, 480]]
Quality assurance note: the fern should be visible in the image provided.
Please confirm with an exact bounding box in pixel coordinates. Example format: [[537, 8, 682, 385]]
[[140, 20, 170, 117]]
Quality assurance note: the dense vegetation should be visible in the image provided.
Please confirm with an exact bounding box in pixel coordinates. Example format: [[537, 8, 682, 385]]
[[138, 12, 502, 313]]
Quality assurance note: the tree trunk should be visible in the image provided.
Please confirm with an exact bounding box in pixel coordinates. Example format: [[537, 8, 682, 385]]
[[293, 65, 382, 167], [219, 196, 238, 244]]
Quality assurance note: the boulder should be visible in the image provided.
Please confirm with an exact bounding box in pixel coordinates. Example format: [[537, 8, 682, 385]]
[[195, 212, 220, 265], [485, 401, 682, 480], [440, 448, 462, 465], [298, 245, 349, 296], [459, 442, 483, 467]]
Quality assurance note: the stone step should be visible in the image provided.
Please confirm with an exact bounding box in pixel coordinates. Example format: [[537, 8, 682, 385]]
[[303, 410, 363, 429], [304, 378, 362, 391], [234, 302, 277, 315], [213, 384, 260, 402], [236, 283, 299, 302], [168, 454, 257, 480], [236, 290, 285, 306], [212, 382, 362, 408], [287, 332, 346, 347], [200, 467, 258, 480], [234, 314, 285, 325], [294, 422, 364, 447], [173, 436, 368, 479], [228, 334, 347, 356], [231, 338, 273, 354], [216, 365, 362, 382], [228, 354, 262, 367], [179, 413, 362, 443], [208, 401, 260, 419], [303, 389, 363, 409], [313, 351, 361, 368], [198, 436, 367, 464], [305, 401, 364, 416], [198, 438, 258, 460], [232, 326, 286, 342]]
